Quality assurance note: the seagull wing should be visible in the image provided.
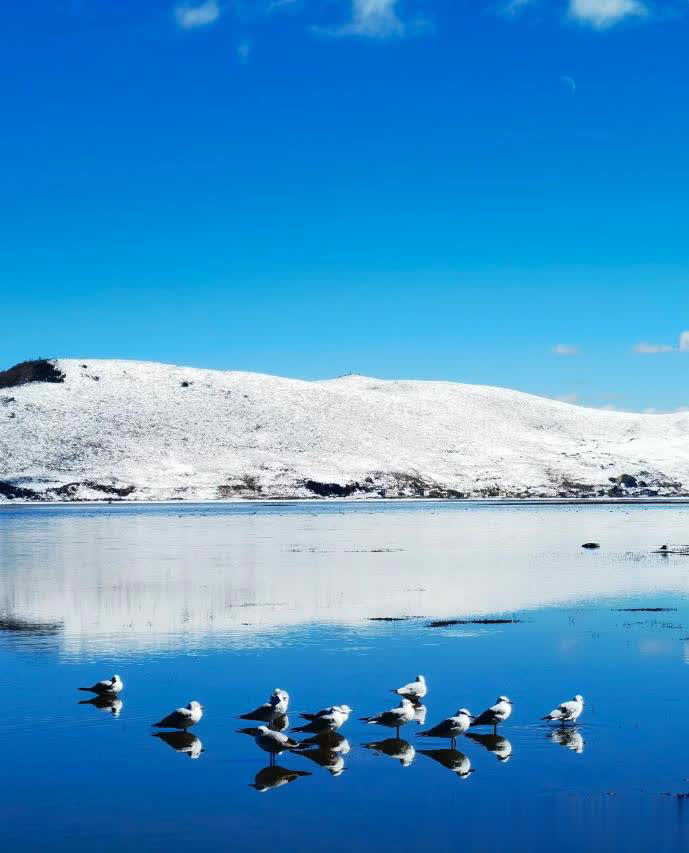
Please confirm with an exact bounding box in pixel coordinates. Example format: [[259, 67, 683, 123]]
[[153, 707, 190, 728]]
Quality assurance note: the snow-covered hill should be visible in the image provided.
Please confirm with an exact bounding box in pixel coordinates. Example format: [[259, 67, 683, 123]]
[[1, 358, 688, 501]]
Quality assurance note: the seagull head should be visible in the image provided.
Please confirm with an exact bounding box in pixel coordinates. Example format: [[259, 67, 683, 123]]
[[400, 698, 414, 708], [498, 696, 512, 704], [271, 688, 289, 704], [416, 675, 426, 683], [188, 700, 203, 711], [112, 674, 121, 682], [339, 705, 353, 714], [256, 725, 269, 733], [457, 708, 471, 717], [574, 695, 584, 704]]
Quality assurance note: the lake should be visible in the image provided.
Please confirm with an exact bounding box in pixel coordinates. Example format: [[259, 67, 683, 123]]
[[2, 501, 689, 851]]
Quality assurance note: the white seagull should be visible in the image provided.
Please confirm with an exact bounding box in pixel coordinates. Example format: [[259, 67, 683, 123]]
[[542, 695, 584, 726], [391, 675, 427, 702], [78, 674, 123, 695], [254, 725, 299, 765], [361, 698, 416, 737], [152, 700, 203, 730], [238, 688, 289, 722], [294, 705, 353, 735], [417, 708, 472, 747], [470, 696, 512, 732]]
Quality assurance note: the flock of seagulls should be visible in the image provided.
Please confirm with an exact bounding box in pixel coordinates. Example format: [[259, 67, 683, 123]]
[[77, 673, 585, 788]]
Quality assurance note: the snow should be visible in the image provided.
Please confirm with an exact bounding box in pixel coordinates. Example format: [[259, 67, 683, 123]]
[[1, 358, 688, 501]]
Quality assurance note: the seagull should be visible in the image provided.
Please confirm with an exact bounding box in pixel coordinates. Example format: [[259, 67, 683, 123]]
[[152, 700, 203, 730], [549, 728, 584, 753], [418, 748, 474, 778], [470, 696, 512, 733], [362, 738, 416, 767], [299, 704, 352, 722], [78, 674, 123, 695], [417, 709, 471, 748], [254, 725, 299, 765], [236, 714, 289, 739], [250, 766, 311, 792], [153, 731, 204, 759], [465, 732, 512, 762], [391, 675, 427, 702], [542, 695, 584, 726], [238, 689, 289, 722], [361, 698, 416, 737], [293, 705, 353, 735], [78, 695, 123, 717]]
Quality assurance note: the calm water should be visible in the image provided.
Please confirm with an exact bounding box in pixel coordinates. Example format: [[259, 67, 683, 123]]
[[2, 501, 689, 851]]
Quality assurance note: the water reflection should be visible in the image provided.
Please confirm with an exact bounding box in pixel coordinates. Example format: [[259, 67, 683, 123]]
[[412, 704, 427, 725], [362, 738, 415, 767], [6, 502, 689, 654], [250, 765, 312, 793], [153, 731, 204, 759], [549, 728, 584, 753], [295, 733, 350, 776], [417, 748, 474, 778], [78, 694, 123, 716], [465, 732, 513, 762]]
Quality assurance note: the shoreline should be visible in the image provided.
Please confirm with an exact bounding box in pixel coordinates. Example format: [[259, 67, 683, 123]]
[[3, 496, 689, 510]]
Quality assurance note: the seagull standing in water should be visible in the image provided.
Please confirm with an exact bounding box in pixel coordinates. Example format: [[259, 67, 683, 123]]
[[238, 689, 289, 722], [254, 726, 299, 766], [391, 675, 427, 702], [470, 696, 512, 733], [542, 695, 584, 726], [417, 709, 472, 748], [361, 698, 416, 737], [152, 700, 203, 731], [78, 674, 123, 695]]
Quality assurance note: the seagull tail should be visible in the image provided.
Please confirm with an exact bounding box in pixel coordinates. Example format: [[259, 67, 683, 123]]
[[78, 687, 93, 692]]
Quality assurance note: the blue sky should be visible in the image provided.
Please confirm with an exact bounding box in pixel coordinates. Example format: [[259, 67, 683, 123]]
[[1, 1, 688, 411]]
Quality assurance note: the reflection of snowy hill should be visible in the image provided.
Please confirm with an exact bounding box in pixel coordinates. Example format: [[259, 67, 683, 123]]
[[1, 504, 687, 654], [2, 358, 689, 501]]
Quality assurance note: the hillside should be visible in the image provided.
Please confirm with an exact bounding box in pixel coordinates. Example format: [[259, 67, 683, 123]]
[[1, 358, 688, 501]]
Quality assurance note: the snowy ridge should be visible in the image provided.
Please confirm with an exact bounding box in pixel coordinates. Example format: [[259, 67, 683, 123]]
[[1, 358, 688, 501]]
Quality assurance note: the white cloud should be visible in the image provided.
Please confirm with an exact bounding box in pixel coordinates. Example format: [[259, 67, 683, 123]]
[[680, 331, 689, 352], [551, 344, 580, 356], [319, 0, 426, 39], [568, 0, 646, 29], [633, 341, 674, 354], [175, 0, 220, 29], [236, 39, 252, 62]]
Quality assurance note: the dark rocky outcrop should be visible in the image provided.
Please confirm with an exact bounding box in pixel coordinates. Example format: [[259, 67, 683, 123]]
[[0, 359, 64, 389], [0, 481, 40, 500]]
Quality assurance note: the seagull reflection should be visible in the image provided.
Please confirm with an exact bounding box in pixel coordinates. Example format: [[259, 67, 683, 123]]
[[549, 728, 584, 753], [465, 732, 513, 762], [295, 734, 351, 776], [250, 765, 311, 793], [153, 731, 204, 759], [412, 704, 427, 725], [417, 749, 474, 778], [362, 738, 415, 767], [78, 694, 123, 717]]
